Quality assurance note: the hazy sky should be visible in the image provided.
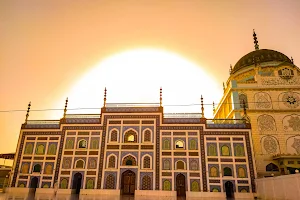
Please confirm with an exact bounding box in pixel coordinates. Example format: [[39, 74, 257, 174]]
[[0, 0, 300, 154]]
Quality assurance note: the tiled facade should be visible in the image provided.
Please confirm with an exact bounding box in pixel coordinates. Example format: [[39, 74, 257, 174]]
[[214, 33, 300, 178], [9, 106, 255, 198]]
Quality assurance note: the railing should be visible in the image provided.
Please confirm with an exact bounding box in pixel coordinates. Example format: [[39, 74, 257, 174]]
[[65, 114, 101, 118], [206, 119, 247, 124], [164, 113, 202, 118], [106, 103, 160, 107], [26, 120, 60, 124]]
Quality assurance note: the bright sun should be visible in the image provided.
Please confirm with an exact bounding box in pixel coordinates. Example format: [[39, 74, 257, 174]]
[[54, 49, 222, 118]]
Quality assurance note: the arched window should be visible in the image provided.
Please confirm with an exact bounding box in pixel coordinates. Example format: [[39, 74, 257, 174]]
[[60, 179, 68, 189], [221, 145, 230, 156], [190, 160, 198, 170], [142, 175, 151, 190], [176, 161, 185, 170], [47, 144, 57, 155], [223, 167, 232, 176], [124, 130, 137, 143], [238, 167, 246, 178], [86, 179, 94, 189], [65, 139, 74, 149], [63, 159, 71, 169], [108, 156, 116, 168], [163, 180, 171, 191], [239, 93, 248, 108], [189, 139, 197, 150], [235, 144, 245, 157], [43, 183, 49, 188], [175, 140, 184, 149], [209, 167, 218, 177], [143, 156, 151, 169], [36, 144, 45, 155], [191, 181, 199, 192], [33, 164, 41, 172], [240, 188, 248, 193], [24, 143, 33, 154], [106, 174, 115, 189], [78, 139, 87, 149], [110, 130, 118, 142], [144, 130, 151, 142], [163, 140, 170, 150], [208, 144, 217, 156], [21, 163, 29, 174], [44, 164, 53, 174], [163, 160, 170, 170], [88, 159, 97, 169], [75, 160, 85, 169], [122, 155, 137, 166], [266, 163, 279, 171], [19, 183, 25, 188], [91, 139, 99, 149]]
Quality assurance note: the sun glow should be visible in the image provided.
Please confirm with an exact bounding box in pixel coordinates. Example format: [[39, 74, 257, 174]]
[[55, 49, 222, 117]]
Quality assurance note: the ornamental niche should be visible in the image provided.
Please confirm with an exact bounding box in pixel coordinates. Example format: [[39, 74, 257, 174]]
[[287, 136, 300, 154], [283, 115, 300, 131], [257, 115, 276, 132], [254, 92, 272, 109], [281, 92, 300, 109], [262, 136, 278, 154]]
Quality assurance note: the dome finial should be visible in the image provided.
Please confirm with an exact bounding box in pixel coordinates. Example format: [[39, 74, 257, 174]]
[[103, 87, 107, 107], [253, 29, 259, 50], [291, 57, 294, 64], [159, 87, 162, 107], [229, 64, 233, 74]]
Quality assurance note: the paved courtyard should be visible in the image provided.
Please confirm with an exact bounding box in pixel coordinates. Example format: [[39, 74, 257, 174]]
[[0, 193, 241, 200]]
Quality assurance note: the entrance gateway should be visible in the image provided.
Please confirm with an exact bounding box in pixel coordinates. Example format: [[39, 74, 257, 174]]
[[72, 172, 82, 194], [176, 173, 186, 196], [29, 177, 38, 195], [121, 170, 135, 195], [225, 181, 234, 198]]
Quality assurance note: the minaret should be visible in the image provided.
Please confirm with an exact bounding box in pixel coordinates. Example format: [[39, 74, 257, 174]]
[[103, 87, 107, 107], [291, 57, 294, 64], [24, 102, 31, 124], [253, 29, 259, 50], [229, 64, 233, 74], [201, 95, 204, 118], [63, 97, 68, 118], [160, 87, 162, 107], [213, 101, 215, 114]]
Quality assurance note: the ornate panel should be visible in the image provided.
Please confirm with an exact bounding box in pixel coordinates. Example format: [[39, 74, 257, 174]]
[[257, 115, 276, 132], [261, 136, 279, 154], [254, 92, 272, 109], [283, 114, 300, 131]]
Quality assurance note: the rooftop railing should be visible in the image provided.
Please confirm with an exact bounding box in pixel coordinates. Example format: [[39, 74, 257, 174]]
[[106, 103, 160, 107], [164, 113, 202, 118]]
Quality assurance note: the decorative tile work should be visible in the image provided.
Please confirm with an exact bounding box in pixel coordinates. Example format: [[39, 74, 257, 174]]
[[11, 131, 61, 187], [210, 185, 221, 192], [140, 172, 153, 190], [104, 171, 117, 189], [174, 172, 187, 191], [190, 179, 200, 191], [188, 132, 198, 136]]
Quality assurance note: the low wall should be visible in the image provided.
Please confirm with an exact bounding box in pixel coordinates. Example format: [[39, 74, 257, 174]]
[[135, 190, 176, 197], [186, 191, 254, 199], [80, 189, 120, 195], [256, 173, 300, 200], [4, 187, 30, 193]]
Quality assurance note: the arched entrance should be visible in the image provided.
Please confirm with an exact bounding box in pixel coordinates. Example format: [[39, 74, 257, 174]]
[[121, 170, 135, 195], [72, 173, 82, 194], [176, 173, 186, 196], [29, 177, 38, 195], [225, 181, 234, 198]]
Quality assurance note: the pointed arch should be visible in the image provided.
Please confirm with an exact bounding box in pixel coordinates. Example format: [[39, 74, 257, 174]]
[[266, 163, 279, 171], [124, 129, 138, 143], [239, 93, 248, 108], [190, 160, 198, 170], [163, 180, 171, 191], [208, 144, 217, 156], [175, 140, 185, 149], [33, 164, 41, 172], [110, 129, 118, 142], [24, 143, 33, 154], [65, 139, 74, 149], [163, 160, 170, 170], [44, 164, 53, 174], [142, 155, 151, 169], [176, 160, 185, 170], [223, 167, 233, 176], [221, 145, 230, 156], [238, 167, 246, 178], [75, 159, 85, 169], [143, 129, 152, 142], [91, 139, 99, 149], [86, 179, 94, 189], [108, 155, 116, 168], [234, 144, 245, 156], [78, 139, 87, 149], [191, 181, 199, 191], [60, 178, 68, 189], [189, 139, 197, 150], [209, 167, 218, 177], [47, 143, 57, 155], [36, 144, 45, 155], [21, 163, 29, 174], [163, 139, 170, 150], [122, 154, 137, 166]]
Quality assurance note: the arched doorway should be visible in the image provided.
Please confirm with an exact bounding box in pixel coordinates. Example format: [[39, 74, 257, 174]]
[[176, 173, 186, 196], [225, 181, 234, 198], [121, 170, 135, 195], [29, 177, 38, 195], [72, 173, 82, 194]]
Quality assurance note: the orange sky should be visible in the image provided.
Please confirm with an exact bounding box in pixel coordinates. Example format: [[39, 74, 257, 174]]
[[0, 0, 300, 154]]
